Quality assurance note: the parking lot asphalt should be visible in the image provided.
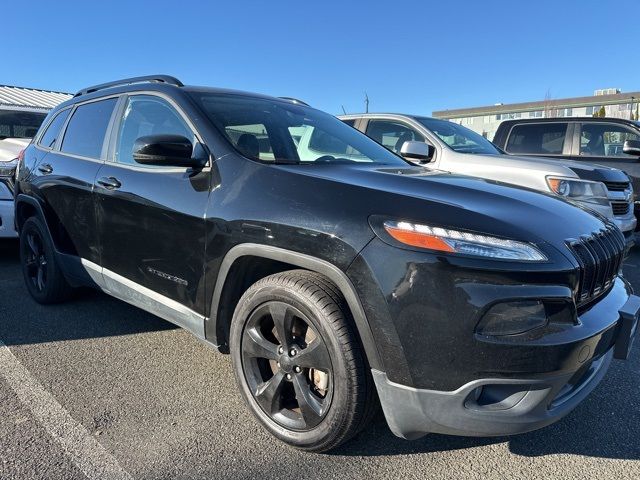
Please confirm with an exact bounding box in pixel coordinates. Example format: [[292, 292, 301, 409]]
[[0, 238, 639, 480]]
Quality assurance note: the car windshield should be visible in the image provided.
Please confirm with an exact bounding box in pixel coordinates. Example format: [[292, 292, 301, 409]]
[[0, 111, 47, 140], [416, 117, 500, 155], [190, 92, 408, 166]]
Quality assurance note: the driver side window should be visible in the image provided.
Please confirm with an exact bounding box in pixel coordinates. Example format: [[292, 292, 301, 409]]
[[115, 95, 194, 166], [365, 120, 425, 154], [580, 123, 640, 157]]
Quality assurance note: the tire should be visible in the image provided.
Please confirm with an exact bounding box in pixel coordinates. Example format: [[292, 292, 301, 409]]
[[230, 269, 376, 452], [20, 216, 72, 304]]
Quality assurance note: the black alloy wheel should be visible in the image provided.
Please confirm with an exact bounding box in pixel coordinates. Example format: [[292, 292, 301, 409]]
[[230, 270, 377, 452], [24, 230, 47, 292], [20, 216, 72, 304], [241, 300, 333, 430]]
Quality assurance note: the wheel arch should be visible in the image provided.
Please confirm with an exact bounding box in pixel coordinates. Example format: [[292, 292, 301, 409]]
[[15, 194, 54, 240], [206, 243, 383, 371]]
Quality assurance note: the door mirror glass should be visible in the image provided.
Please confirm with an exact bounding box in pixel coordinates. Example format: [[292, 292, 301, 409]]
[[400, 141, 434, 162], [132, 134, 205, 168], [623, 139, 640, 157]]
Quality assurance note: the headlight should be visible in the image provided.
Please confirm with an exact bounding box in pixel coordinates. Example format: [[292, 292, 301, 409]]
[[382, 220, 547, 261], [0, 159, 17, 178], [546, 177, 609, 207]]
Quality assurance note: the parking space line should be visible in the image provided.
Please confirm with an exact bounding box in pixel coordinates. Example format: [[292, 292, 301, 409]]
[[0, 339, 133, 480]]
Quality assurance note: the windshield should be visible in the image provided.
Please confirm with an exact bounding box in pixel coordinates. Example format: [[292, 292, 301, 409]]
[[0, 111, 47, 140], [190, 92, 408, 166], [416, 117, 500, 155]]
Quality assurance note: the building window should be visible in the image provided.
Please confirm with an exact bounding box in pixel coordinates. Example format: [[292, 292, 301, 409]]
[[586, 106, 602, 116], [529, 110, 543, 118]]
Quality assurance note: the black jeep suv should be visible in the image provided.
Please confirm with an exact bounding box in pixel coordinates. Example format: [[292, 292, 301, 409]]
[[15, 76, 639, 452]]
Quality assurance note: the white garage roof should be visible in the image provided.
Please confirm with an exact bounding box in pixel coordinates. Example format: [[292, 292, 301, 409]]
[[0, 85, 72, 112]]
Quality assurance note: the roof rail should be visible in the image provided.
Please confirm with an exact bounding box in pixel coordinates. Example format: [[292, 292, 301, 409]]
[[279, 96, 310, 107], [74, 75, 184, 97]]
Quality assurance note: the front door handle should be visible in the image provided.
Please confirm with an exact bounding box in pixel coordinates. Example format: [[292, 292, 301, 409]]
[[37, 163, 53, 174], [96, 176, 122, 190]]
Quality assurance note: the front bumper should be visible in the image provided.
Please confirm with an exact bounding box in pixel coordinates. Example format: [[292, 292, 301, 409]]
[[0, 199, 17, 238], [612, 211, 636, 238], [373, 288, 639, 440]]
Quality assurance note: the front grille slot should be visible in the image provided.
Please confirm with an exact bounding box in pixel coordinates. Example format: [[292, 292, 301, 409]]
[[604, 181, 630, 192], [567, 225, 625, 305], [611, 201, 630, 216]]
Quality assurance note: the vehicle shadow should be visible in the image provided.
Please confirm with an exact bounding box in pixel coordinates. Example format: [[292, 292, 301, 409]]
[[0, 239, 177, 347]]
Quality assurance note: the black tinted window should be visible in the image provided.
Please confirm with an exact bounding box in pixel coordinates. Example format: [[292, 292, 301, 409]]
[[61, 98, 117, 159], [38, 109, 71, 149], [505, 123, 567, 154], [0, 111, 47, 140]]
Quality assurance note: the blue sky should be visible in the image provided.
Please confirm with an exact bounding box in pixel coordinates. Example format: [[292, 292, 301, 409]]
[[5, 0, 640, 115]]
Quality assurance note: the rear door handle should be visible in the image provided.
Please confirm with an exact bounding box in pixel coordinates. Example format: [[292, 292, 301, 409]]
[[96, 176, 122, 190], [37, 163, 53, 174]]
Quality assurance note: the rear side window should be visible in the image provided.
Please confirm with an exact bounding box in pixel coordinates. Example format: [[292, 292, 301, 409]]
[[505, 123, 567, 155], [38, 109, 71, 149], [61, 98, 117, 159]]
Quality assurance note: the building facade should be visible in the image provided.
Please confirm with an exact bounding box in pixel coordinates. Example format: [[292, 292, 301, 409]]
[[432, 88, 640, 141]]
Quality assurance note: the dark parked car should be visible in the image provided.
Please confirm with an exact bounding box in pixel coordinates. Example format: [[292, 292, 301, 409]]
[[493, 117, 640, 230], [15, 76, 639, 452]]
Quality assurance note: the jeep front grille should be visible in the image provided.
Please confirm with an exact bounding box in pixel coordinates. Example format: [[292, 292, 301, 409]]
[[567, 225, 626, 305]]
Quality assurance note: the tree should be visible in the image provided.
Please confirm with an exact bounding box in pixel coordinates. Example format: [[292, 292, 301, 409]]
[[598, 106, 606, 118]]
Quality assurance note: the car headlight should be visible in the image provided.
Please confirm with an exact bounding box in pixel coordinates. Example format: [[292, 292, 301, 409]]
[[381, 220, 547, 261], [546, 177, 609, 207], [0, 159, 18, 178]]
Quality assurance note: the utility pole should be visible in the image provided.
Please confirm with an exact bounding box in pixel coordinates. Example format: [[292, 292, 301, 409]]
[[631, 97, 635, 120], [364, 92, 369, 113], [341, 105, 347, 115]]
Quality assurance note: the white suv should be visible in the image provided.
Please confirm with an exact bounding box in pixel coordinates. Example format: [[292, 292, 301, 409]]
[[339, 114, 637, 241]]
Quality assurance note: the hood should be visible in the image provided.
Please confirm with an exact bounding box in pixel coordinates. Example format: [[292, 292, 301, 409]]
[[277, 163, 607, 251], [0, 138, 30, 162], [442, 151, 630, 193]]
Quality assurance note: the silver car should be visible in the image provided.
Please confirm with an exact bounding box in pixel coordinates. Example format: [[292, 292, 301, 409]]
[[340, 114, 636, 239]]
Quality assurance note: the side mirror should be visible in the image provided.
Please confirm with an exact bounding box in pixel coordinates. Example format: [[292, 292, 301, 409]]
[[132, 134, 207, 168], [400, 141, 435, 162], [623, 139, 640, 157]]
